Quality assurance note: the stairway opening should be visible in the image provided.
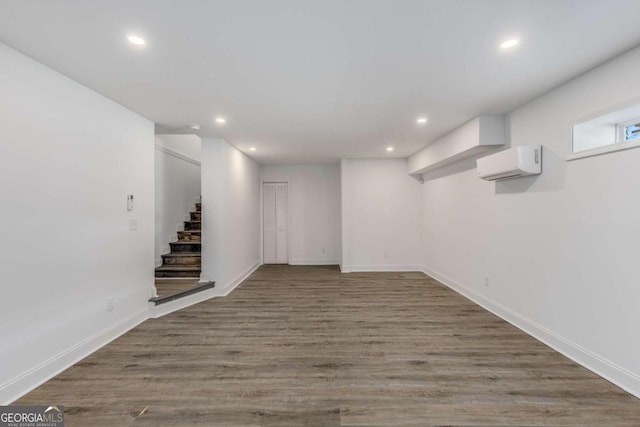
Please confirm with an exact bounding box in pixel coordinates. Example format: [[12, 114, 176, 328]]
[[153, 134, 213, 305], [152, 200, 214, 305]]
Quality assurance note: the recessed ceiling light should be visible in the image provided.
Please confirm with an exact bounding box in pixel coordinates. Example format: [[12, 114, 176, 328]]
[[127, 35, 146, 46], [500, 38, 519, 49], [215, 117, 226, 124], [249, 147, 257, 152], [386, 146, 394, 152], [416, 117, 427, 125]]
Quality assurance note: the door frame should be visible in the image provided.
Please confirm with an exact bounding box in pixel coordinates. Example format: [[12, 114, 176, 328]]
[[260, 180, 292, 265]]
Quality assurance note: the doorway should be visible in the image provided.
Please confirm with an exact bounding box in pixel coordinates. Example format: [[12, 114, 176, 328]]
[[263, 182, 289, 264]]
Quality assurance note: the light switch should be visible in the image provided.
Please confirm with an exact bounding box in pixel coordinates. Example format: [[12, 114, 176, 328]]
[[127, 194, 134, 211]]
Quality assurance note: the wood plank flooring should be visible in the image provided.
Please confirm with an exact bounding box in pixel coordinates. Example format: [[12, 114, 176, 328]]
[[17, 265, 640, 426]]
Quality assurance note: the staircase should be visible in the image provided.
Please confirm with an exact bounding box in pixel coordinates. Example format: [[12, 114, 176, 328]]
[[155, 202, 202, 278]]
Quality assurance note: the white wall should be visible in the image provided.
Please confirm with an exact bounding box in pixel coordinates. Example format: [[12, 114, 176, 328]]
[[260, 165, 341, 265], [421, 46, 640, 397], [341, 159, 422, 272], [0, 43, 154, 403], [154, 135, 201, 266], [201, 138, 261, 293]]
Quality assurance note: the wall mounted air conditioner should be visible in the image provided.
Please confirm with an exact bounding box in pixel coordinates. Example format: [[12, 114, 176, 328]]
[[477, 145, 542, 181]]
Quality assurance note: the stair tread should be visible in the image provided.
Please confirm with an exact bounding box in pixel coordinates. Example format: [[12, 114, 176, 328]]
[[149, 281, 215, 305], [155, 265, 201, 271], [171, 241, 201, 245], [179, 230, 201, 232], [162, 252, 201, 257]]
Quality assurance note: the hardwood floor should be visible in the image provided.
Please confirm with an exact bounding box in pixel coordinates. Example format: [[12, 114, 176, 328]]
[[17, 265, 640, 426]]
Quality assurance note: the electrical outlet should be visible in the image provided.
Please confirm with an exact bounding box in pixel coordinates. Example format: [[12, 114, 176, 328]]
[[383, 251, 388, 258], [484, 276, 489, 288], [106, 297, 114, 312], [321, 247, 326, 254], [128, 219, 138, 231]]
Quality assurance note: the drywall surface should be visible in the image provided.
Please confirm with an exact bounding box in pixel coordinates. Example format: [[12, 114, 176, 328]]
[[154, 135, 201, 266], [260, 165, 341, 265], [200, 138, 260, 292], [155, 134, 201, 162], [0, 42, 154, 403], [408, 115, 505, 176], [342, 159, 422, 271], [421, 45, 640, 397]]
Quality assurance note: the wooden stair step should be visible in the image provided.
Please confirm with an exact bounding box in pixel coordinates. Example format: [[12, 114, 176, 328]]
[[169, 241, 201, 253], [149, 281, 215, 305], [161, 253, 201, 266], [162, 252, 201, 259], [178, 230, 201, 242], [155, 265, 201, 278], [184, 220, 201, 231]]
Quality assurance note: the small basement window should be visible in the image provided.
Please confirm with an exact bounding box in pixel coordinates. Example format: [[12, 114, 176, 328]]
[[619, 119, 640, 142], [570, 101, 640, 160]]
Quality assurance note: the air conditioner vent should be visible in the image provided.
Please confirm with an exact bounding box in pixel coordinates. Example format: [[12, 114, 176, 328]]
[[477, 145, 542, 181]]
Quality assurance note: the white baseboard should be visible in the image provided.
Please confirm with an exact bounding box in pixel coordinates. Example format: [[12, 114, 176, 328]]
[[2, 260, 262, 403], [342, 264, 423, 273], [421, 265, 640, 399], [1, 309, 148, 405], [289, 259, 339, 266], [150, 260, 261, 318]]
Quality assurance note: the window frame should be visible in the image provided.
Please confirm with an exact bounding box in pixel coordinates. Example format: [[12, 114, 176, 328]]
[[617, 118, 640, 142], [567, 99, 640, 161]]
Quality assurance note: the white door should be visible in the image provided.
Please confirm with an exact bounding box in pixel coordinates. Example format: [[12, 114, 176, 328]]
[[263, 182, 288, 264]]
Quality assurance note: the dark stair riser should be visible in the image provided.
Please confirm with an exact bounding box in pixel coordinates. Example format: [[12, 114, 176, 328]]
[[195, 203, 201, 212], [190, 212, 202, 221], [155, 269, 201, 278], [178, 230, 201, 242], [184, 221, 201, 231], [170, 242, 201, 253], [161, 254, 201, 266]]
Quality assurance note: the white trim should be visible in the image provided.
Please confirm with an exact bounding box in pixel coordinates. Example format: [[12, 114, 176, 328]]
[[566, 138, 640, 161], [1, 309, 148, 405], [1, 258, 260, 403], [567, 97, 640, 161], [150, 260, 261, 318], [289, 259, 340, 266], [154, 144, 201, 166], [341, 265, 423, 273], [421, 265, 640, 399]]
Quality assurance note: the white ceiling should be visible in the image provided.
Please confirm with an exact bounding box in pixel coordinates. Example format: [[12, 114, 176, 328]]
[[1, 1, 639, 164]]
